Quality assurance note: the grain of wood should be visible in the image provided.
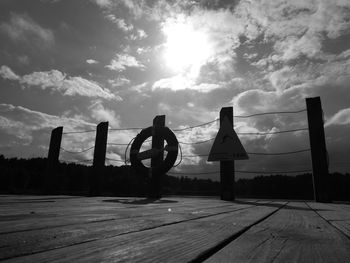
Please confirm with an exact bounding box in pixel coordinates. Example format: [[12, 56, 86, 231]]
[[307, 202, 350, 239], [1, 198, 284, 262], [204, 202, 350, 263]]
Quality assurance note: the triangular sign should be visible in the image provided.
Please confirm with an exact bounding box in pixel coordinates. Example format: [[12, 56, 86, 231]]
[[207, 117, 248, 161]]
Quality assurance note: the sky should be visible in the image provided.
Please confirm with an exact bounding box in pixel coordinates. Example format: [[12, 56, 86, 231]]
[[0, 0, 350, 180]]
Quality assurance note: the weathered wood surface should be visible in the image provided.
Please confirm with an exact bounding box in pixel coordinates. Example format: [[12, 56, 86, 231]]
[[0, 195, 349, 262]]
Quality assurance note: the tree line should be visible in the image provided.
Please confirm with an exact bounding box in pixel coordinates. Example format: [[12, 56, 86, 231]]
[[0, 155, 349, 200]]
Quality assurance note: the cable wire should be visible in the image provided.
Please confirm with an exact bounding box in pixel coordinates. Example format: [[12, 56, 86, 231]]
[[247, 149, 310, 155], [60, 146, 95, 154], [173, 143, 183, 168], [181, 149, 310, 158], [109, 127, 143, 131], [168, 169, 312, 175], [124, 136, 136, 165], [62, 130, 96, 135], [234, 109, 306, 118], [173, 119, 219, 132], [178, 137, 215, 145], [235, 169, 312, 174], [106, 157, 125, 163], [107, 142, 130, 146], [237, 128, 309, 135]]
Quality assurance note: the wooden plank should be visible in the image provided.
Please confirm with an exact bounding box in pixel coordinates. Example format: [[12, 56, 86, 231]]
[[0, 197, 259, 233], [204, 202, 350, 263], [307, 202, 350, 238], [0, 201, 259, 259], [1, 201, 285, 262]]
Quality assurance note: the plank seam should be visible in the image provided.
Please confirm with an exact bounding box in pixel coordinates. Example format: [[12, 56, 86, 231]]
[[305, 202, 350, 240], [0, 204, 246, 235], [1, 203, 262, 261], [188, 202, 288, 263]]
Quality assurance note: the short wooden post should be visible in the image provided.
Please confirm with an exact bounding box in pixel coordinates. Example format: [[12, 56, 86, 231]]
[[45, 126, 63, 192], [149, 115, 165, 199], [306, 97, 331, 202], [90, 121, 108, 196], [220, 107, 235, 201]]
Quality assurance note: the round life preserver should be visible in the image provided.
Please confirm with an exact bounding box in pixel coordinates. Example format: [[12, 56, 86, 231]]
[[130, 126, 178, 175]]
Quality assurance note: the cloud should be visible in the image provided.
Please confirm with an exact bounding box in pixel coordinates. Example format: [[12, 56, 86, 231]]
[[108, 77, 130, 87], [105, 15, 134, 31], [0, 65, 20, 80], [236, 0, 350, 62], [152, 75, 223, 92], [91, 0, 113, 8], [86, 59, 99, 64], [0, 103, 95, 145], [0, 66, 120, 100], [89, 101, 121, 127], [0, 13, 54, 47], [326, 108, 350, 127], [106, 53, 145, 71]]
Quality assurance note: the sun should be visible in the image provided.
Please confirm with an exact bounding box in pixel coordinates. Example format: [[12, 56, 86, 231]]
[[162, 19, 212, 77]]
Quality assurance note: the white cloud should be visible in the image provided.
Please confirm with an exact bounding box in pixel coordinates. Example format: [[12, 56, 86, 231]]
[[0, 65, 20, 80], [0, 66, 120, 101], [86, 59, 99, 64], [152, 75, 221, 92], [89, 101, 121, 128], [0, 13, 54, 47], [236, 0, 350, 62], [91, 0, 113, 8], [106, 53, 145, 71], [108, 77, 130, 87], [0, 103, 95, 145], [326, 108, 350, 127], [105, 15, 134, 31]]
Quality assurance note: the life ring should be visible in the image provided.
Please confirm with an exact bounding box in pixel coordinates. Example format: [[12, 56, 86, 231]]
[[130, 126, 178, 175]]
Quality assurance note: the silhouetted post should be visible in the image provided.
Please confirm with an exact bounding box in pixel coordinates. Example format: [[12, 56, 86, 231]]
[[220, 107, 235, 201], [306, 97, 331, 202], [45, 126, 63, 192], [149, 115, 165, 199], [90, 121, 108, 196]]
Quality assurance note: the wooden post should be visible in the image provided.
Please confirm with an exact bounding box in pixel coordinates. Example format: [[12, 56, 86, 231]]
[[45, 126, 63, 192], [90, 121, 108, 196], [149, 115, 165, 199], [220, 107, 235, 201], [306, 97, 331, 202]]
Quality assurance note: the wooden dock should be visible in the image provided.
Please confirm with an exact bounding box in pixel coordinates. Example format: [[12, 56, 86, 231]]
[[0, 195, 350, 262]]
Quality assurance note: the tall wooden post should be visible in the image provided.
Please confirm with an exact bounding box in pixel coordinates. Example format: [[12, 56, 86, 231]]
[[220, 107, 235, 201], [306, 97, 331, 202], [90, 121, 108, 196], [149, 115, 165, 199], [45, 126, 63, 192]]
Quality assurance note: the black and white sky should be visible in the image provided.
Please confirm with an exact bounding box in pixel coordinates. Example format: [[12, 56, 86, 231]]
[[0, 0, 349, 179]]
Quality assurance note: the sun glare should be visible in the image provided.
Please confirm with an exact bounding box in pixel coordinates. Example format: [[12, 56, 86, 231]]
[[163, 20, 212, 77]]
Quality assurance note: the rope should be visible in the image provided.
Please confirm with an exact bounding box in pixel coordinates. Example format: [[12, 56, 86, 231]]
[[235, 169, 312, 174], [124, 136, 136, 165], [235, 109, 306, 118], [62, 130, 96, 134], [247, 149, 310, 155], [237, 128, 309, 135], [106, 157, 125, 163], [60, 146, 95, 154], [181, 149, 310, 158], [173, 143, 183, 168], [178, 138, 215, 145], [109, 127, 143, 131], [168, 169, 312, 175], [107, 142, 130, 146], [173, 119, 219, 132]]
